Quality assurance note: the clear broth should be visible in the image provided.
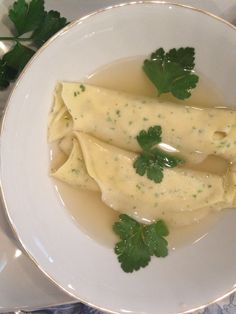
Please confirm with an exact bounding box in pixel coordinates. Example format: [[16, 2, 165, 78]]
[[53, 57, 228, 249]]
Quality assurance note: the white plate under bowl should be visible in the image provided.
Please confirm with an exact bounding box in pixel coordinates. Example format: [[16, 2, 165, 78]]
[[1, 2, 236, 314]]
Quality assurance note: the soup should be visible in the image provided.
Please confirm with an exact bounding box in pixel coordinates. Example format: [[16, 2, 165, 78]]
[[49, 56, 231, 250]]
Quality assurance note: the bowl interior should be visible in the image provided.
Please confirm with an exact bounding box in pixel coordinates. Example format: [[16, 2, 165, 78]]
[[1, 2, 236, 314]]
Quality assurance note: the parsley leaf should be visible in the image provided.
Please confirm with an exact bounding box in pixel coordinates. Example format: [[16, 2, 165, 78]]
[[0, 61, 9, 90], [143, 220, 169, 257], [134, 126, 184, 183], [171, 74, 199, 99], [137, 125, 162, 151], [146, 160, 164, 183], [0, 59, 17, 90], [3, 42, 35, 74], [9, 0, 45, 36], [134, 153, 164, 183], [0, 0, 69, 90], [166, 47, 195, 70], [32, 10, 68, 48], [113, 213, 139, 239], [113, 214, 169, 273], [143, 47, 199, 100], [115, 232, 151, 273]]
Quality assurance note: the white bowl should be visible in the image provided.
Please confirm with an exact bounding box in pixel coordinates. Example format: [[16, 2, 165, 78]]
[[1, 2, 236, 314]]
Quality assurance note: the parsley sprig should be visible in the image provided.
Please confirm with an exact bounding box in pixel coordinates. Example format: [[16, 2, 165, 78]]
[[113, 214, 169, 273], [143, 47, 199, 100], [134, 126, 184, 183], [0, 0, 68, 90]]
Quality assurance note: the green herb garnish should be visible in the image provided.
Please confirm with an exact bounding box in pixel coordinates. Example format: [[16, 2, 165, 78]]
[[0, 59, 17, 90], [133, 126, 184, 183], [0, 0, 68, 90], [31, 10, 68, 48], [113, 214, 169, 273], [143, 47, 199, 100], [9, 0, 45, 36]]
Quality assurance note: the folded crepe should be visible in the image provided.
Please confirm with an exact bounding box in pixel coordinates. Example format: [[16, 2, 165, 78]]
[[52, 132, 235, 227], [49, 82, 236, 162]]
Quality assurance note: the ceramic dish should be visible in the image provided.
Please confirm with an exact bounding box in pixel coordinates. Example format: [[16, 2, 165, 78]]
[[3, 0, 234, 311], [1, 2, 236, 314]]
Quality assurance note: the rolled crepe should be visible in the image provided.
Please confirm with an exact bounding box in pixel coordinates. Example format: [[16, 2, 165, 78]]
[[48, 83, 73, 142], [74, 132, 233, 226], [59, 82, 236, 162], [58, 133, 74, 156], [51, 138, 99, 191]]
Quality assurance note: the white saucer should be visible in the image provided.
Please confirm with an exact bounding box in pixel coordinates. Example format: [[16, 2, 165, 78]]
[[0, 0, 236, 312]]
